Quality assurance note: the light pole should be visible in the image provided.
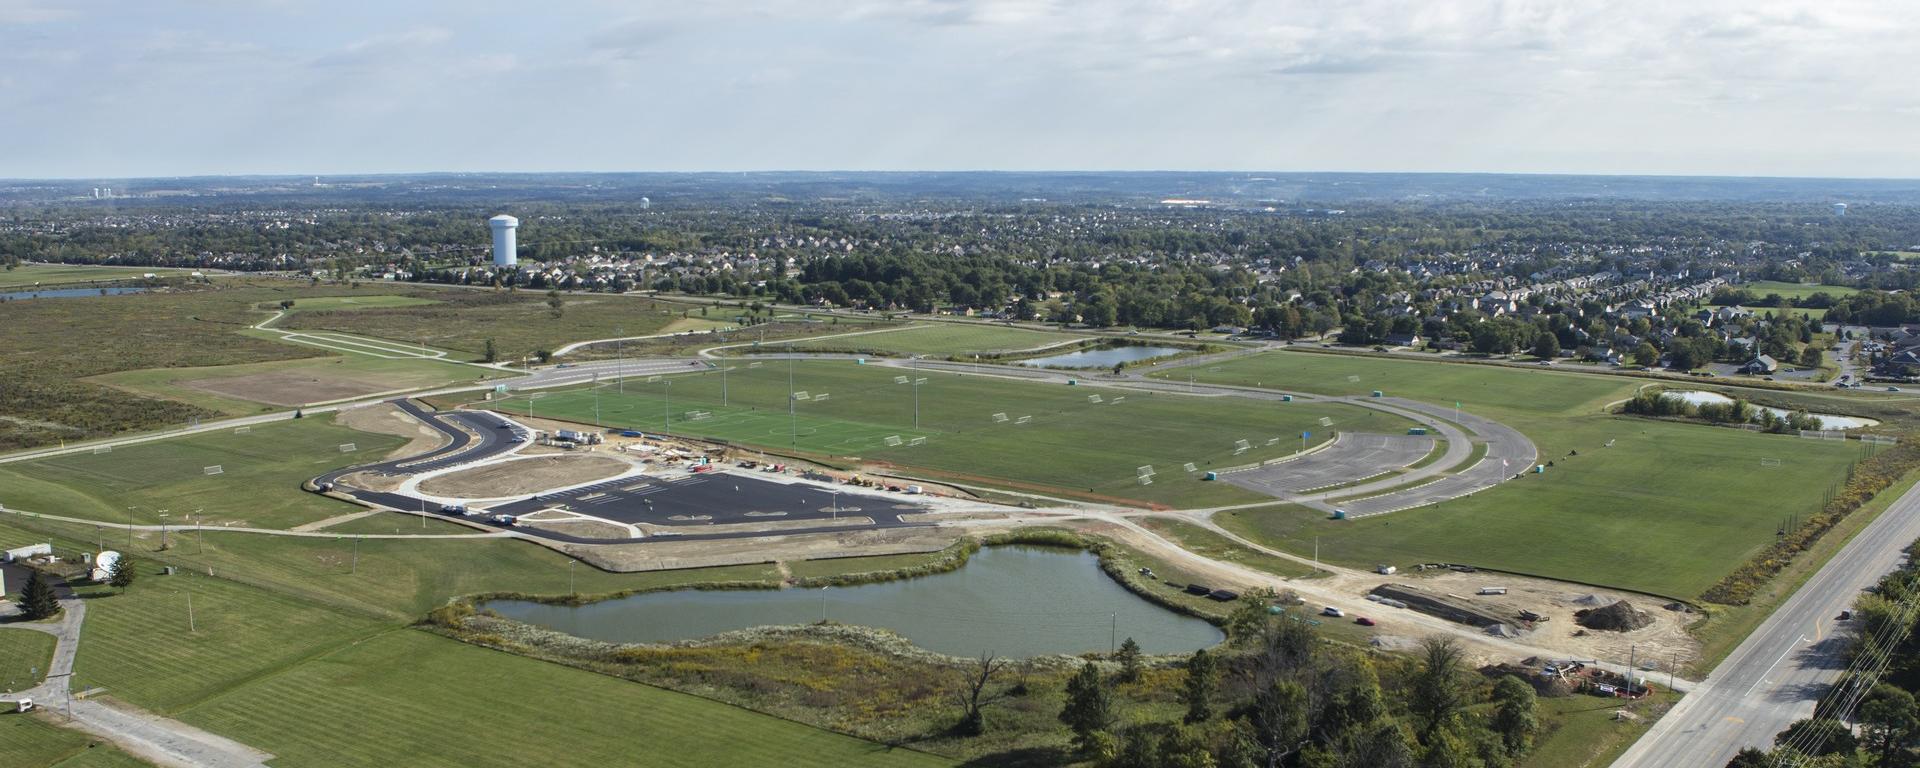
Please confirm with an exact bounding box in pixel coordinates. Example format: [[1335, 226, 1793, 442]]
[[616, 325, 625, 395], [157, 511, 170, 550], [569, 560, 577, 596], [593, 373, 601, 429], [126, 505, 138, 547], [664, 379, 672, 428], [831, 492, 839, 520], [789, 345, 798, 450]]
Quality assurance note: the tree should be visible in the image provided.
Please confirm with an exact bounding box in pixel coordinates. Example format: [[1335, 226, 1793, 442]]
[[1531, 332, 1560, 360], [1409, 638, 1466, 743], [1489, 676, 1537, 756], [1115, 637, 1143, 682], [1858, 684, 1919, 767], [952, 652, 1010, 736], [1633, 342, 1660, 368], [1184, 648, 1217, 724], [20, 570, 59, 620], [108, 555, 135, 590], [546, 289, 565, 319], [1418, 728, 1480, 768], [279, 299, 295, 310], [1800, 346, 1825, 369], [483, 338, 499, 363], [534, 349, 553, 364], [1247, 679, 1310, 768], [1059, 662, 1113, 754], [1773, 717, 1857, 757]]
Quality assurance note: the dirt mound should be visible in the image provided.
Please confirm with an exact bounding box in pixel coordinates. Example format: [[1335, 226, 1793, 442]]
[[1571, 593, 1610, 607], [1576, 600, 1652, 631]]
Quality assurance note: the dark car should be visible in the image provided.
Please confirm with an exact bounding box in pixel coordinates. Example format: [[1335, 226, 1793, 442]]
[[1354, 617, 1376, 627]]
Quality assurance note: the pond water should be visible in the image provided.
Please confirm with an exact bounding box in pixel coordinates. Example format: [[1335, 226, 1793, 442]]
[[487, 546, 1224, 658], [1664, 390, 1880, 429], [1016, 344, 1186, 369], [0, 286, 147, 301]]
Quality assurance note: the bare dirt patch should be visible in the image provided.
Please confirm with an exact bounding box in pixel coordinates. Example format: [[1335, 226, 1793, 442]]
[[338, 469, 406, 492], [418, 455, 630, 498], [334, 402, 449, 460], [183, 369, 388, 407]]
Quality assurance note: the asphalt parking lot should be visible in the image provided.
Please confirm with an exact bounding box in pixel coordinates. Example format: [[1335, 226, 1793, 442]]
[[487, 470, 927, 528], [1223, 432, 1435, 495]]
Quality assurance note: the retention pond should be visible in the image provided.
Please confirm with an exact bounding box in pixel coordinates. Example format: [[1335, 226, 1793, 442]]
[[1016, 343, 1187, 369], [487, 546, 1225, 658]]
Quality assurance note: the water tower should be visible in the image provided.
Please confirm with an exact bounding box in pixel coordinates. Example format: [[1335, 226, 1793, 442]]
[[489, 215, 519, 267], [1833, 203, 1849, 217]]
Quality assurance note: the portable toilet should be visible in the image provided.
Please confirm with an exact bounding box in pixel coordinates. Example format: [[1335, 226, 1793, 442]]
[[1372, 390, 1384, 398], [1331, 509, 1348, 520], [1535, 464, 1546, 474], [1281, 395, 1293, 402], [1203, 471, 1218, 481], [856, 358, 866, 365], [1067, 379, 1077, 386]]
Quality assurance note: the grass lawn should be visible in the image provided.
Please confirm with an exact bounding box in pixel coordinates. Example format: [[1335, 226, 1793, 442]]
[[764, 323, 1090, 357], [0, 417, 404, 530], [279, 289, 681, 362], [0, 264, 196, 288], [1166, 351, 1863, 599], [87, 354, 492, 415], [479, 360, 1413, 508], [1738, 280, 1860, 301], [179, 629, 951, 768], [0, 627, 56, 690], [304, 511, 482, 536], [1520, 694, 1662, 768], [1136, 516, 1322, 578], [0, 715, 154, 768]]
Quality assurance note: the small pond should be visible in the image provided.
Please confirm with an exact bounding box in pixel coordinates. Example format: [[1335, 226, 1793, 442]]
[[1016, 344, 1187, 369], [0, 286, 148, 301], [1664, 390, 1880, 430], [487, 546, 1224, 658]]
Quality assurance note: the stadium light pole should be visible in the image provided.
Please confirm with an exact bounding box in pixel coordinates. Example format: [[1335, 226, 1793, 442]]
[[616, 325, 625, 395], [789, 344, 798, 451], [664, 379, 672, 429]]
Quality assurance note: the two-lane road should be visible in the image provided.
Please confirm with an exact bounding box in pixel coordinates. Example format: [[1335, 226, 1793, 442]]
[[1613, 477, 1920, 767]]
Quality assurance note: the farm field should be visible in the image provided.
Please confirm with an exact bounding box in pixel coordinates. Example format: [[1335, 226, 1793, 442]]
[[0, 628, 56, 689], [0, 417, 403, 530], [473, 360, 1414, 507], [1169, 351, 1865, 598], [0, 263, 196, 288], [752, 323, 1090, 358], [1737, 280, 1861, 301], [88, 354, 492, 414], [279, 289, 682, 362]]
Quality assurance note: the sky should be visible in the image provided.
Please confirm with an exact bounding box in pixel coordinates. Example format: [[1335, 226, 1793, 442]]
[[2, 0, 1917, 179]]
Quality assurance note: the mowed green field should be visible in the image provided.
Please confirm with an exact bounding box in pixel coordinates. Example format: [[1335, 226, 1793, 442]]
[[1164, 352, 1863, 598], [180, 630, 949, 768], [0, 628, 56, 689], [89, 353, 491, 415], [0, 264, 196, 288], [0, 513, 943, 768], [0, 418, 401, 529], [491, 360, 1412, 507], [1738, 280, 1861, 301], [767, 323, 1089, 357], [0, 715, 153, 768]]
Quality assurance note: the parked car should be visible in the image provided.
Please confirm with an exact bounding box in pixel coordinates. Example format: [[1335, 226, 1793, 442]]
[[1354, 617, 1376, 627], [1321, 606, 1344, 618]]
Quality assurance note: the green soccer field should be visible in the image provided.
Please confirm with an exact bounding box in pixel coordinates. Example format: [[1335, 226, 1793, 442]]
[[488, 360, 1413, 507], [1157, 351, 1867, 598], [0, 418, 403, 530], [0, 263, 197, 288], [759, 323, 1091, 357], [1737, 280, 1861, 301]]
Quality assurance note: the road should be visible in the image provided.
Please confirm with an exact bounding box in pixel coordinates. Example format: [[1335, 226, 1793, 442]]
[[1611, 476, 1920, 768]]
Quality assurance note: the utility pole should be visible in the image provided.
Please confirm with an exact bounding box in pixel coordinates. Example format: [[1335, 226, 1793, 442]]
[[186, 593, 196, 633], [569, 560, 577, 596], [351, 537, 359, 574], [1110, 613, 1117, 654], [721, 364, 728, 406], [664, 380, 672, 428]]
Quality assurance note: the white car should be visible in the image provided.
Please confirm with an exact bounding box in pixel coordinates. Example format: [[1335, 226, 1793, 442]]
[[1321, 606, 1345, 618]]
